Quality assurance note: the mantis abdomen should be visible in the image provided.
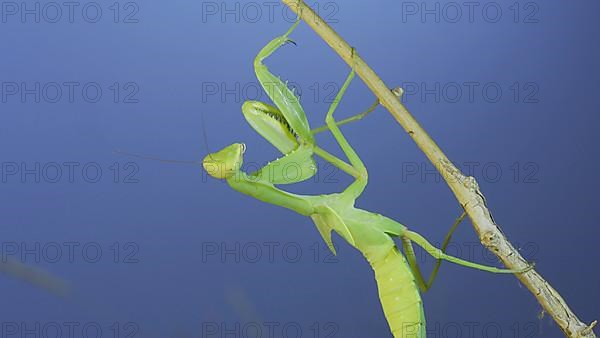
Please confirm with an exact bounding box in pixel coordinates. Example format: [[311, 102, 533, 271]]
[[371, 247, 426, 338]]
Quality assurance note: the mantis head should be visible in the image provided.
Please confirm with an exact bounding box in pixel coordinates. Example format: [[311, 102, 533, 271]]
[[202, 143, 245, 179]]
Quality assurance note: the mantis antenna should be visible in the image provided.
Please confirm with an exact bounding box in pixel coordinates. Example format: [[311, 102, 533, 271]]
[[113, 109, 214, 165], [200, 109, 214, 161], [113, 149, 200, 165]]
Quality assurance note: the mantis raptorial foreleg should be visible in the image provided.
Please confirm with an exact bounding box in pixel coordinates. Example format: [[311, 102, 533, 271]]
[[244, 13, 407, 184], [245, 17, 366, 182]]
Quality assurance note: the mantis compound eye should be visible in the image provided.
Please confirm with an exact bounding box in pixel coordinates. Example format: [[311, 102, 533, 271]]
[[240, 143, 246, 154]]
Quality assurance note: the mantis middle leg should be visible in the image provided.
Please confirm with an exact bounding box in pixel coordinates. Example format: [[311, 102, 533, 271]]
[[322, 68, 369, 200], [311, 87, 404, 135]]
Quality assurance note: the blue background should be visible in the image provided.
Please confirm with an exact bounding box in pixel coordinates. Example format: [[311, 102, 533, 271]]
[[1, 1, 598, 337]]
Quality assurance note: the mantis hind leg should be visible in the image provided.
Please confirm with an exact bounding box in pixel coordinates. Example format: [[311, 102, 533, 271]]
[[401, 212, 466, 292], [404, 229, 533, 276], [405, 212, 466, 291]]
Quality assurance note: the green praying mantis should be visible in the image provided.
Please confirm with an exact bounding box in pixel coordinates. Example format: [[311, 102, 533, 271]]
[[202, 20, 532, 338]]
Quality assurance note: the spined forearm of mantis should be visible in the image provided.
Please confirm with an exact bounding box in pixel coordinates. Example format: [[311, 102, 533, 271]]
[[202, 20, 532, 338]]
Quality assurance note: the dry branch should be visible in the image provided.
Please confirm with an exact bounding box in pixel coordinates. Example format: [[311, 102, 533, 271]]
[[280, 1, 597, 337]]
